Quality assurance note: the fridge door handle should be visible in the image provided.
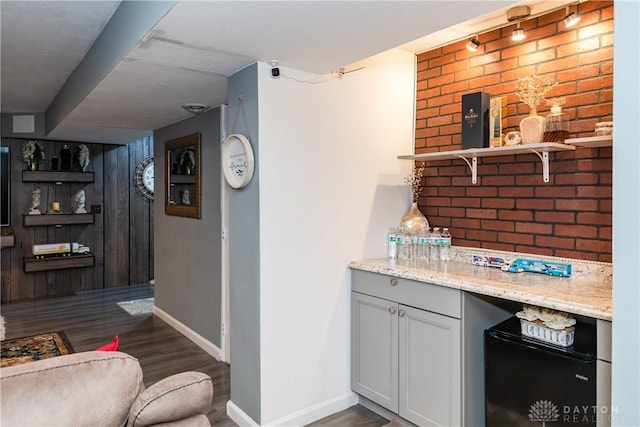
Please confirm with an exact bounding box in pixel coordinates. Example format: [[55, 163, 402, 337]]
[[487, 330, 596, 364]]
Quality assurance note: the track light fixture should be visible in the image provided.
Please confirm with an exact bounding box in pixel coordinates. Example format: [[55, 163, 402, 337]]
[[563, 6, 581, 28], [512, 22, 525, 41], [507, 5, 530, 42], [466, 36, 480, 52]]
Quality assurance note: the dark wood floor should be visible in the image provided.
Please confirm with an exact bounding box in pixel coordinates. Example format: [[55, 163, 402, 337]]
[[1, 285, 388, 426]]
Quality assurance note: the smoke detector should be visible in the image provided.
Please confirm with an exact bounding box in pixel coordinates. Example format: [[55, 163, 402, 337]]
[[181, 103, 209, 115]]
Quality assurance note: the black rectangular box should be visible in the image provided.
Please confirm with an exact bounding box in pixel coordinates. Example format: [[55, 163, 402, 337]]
[[462, 92, 490, 149]]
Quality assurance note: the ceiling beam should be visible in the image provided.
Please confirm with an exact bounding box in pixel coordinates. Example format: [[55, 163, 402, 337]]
[[45, 0, 178, 136]]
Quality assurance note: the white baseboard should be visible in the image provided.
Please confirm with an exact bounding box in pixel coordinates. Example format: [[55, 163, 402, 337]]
[[265, 392, 359, 427], [153, 306, 221, 361], [227, 400, 259, 427]]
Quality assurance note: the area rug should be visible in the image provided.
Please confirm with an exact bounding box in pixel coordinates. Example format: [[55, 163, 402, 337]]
[[1, 331, 74, 367], [117, 297, 154, 316]]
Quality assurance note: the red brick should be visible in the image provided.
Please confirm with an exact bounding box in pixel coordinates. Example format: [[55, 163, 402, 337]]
[[600, 199, 612, 212], [498, 210, 533, 221], [454, 66, 484, 82], [599, 227, 612, 239], [537, 57, 579, 74], [535, 186, 576, 198], [480, 175, 515, 186], [498, 163, 535, 174], [416, 107, 439, 119], [452, 218, 480, 229], [452, 198, 481, 208], [535, 211, 575, 223], [427, 115, 453, 127], [438, 207, 466, 217], [416, 86, 440, 101], [576, 239, 611, 253], [502, 41, 538, 59], [484, 58, 518, 76], [468, 51, 501, 68], [427, 94, 454, 108], [577, 212, 611, 225], [578, 76, 613, 92], [515, 222, 553, 235], [469, 74, 501, 89], [557, 37, 600, 57], [516, 245, 554, 256], [428, 53, 455, 68], [601, 34, 614, 48], [578, 21, 614, 40], [536, 235, 575, 249], [556, 64, 600, 83], [600, 61, 613, 75], [499, 187, 534, 198], [439, 186, 465, 197], [576, 186, 611, 198], [601, 4, 614, 19], [417, 48, 442, 61], [441, 80, 470, 95], [428, 197, 452, 207], [555, 173, 599, 185], [466, 186, 498, 198], [537, 31, 577, 50], [415, 127, 439, 139], [578, 47, 613, 66], [556, 250, 599, 261], [499, 232, 534, 245], [417, 67, 441, 80], [466, 209, 497, 219], [467, 229, 498, 241], [428, 74, 455, 89], [482, 220, 515, 232], [441, 60, 470, 76], [577, 104, 613, 119], [556, 224, 598, 238], [501, 65, 537, 82], [519, 49, 556, 66], [565, 92, 599, 107], [482, 198, 515, 209], [555, 199, 599, 211]]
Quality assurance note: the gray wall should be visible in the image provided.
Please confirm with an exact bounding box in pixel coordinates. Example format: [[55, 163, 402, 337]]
[[1, 113, 46, 139], [153, 108, 222, 346], [228, 63, 261, 423]]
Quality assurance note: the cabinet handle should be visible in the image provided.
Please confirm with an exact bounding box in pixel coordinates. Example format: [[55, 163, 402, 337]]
[[389, 278, 397, 286], [388, 307, 396, 315], [398, 309, 405, 318]]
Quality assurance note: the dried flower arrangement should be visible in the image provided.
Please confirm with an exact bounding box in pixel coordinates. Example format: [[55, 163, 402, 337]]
[[404, 163, 425, 203], [515, 74, 557, 113], [22, 140, 46, 169]]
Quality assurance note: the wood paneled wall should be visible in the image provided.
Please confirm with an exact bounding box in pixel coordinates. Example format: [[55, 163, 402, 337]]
[[0, 137, 153, 303]]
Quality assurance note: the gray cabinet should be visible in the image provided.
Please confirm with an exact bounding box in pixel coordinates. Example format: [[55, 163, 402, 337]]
[[352, 270, 462, 426]]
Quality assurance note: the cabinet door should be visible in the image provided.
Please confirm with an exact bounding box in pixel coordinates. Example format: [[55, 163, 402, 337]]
[[351, 291, 398, 412], [399, 305, 461, 427]]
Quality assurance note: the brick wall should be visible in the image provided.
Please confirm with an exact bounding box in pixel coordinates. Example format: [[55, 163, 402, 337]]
[[415, 0, 613, 262]]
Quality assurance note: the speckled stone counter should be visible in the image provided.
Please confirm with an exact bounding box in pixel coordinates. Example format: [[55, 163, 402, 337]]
[[349, 246, 612, 320]]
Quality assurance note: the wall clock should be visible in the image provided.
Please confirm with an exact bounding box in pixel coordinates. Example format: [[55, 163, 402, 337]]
[[222, 134, 254, 189], [134, 156, 154, 201]]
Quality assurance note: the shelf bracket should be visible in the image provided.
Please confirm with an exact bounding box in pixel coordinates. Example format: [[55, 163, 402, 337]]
[[528, 149, 550, 183], [455, 155, 477, 184]]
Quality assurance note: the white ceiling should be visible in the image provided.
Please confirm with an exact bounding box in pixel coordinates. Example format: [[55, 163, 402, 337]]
[[1, 0, 570, 145]]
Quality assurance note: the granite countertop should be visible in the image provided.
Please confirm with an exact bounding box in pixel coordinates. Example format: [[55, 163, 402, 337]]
[[349, 247, 612, 321]]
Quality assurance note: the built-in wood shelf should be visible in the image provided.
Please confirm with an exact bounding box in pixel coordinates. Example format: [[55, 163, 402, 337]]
[[1, 234, 15, 248], [169, 174, 196, 184], [23, 213, 94, 227], [398, 142, 576, 184], [564, 135, 612, 148], [24, 254, 95, 273], [22, 170, 94, 183]]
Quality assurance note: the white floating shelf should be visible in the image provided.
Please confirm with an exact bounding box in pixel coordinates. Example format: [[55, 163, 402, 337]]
[[398, 142, 576, 184], [564, 135, 612, 148]]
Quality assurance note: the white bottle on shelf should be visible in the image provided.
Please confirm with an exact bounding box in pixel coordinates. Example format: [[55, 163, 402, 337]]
[[387, 228, 397, 259], [429, 227, 440, 261]]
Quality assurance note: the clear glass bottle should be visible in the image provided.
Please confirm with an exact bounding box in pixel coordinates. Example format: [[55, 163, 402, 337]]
[[429, 227, 440, 261], [396, 229, 406, 261], [440, 228, 451, 262], [543, 97, 569, 142], [419, 233, 430, 263], [387, 227, 397, 259]]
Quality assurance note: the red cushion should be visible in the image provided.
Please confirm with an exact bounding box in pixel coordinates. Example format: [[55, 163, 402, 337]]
[[96, 335, 119, 351]]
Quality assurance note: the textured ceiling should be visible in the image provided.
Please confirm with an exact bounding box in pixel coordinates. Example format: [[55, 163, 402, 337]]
[[1, 0, 569, 144]]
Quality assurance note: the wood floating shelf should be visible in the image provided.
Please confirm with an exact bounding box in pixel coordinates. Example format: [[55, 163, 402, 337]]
[[24, 254, 95, 273], [564, 135, 613, 148], [1, 234, 15, 248], [23, 213, 94, 227], [398, 142, 576, 184], [22, 170, 94, 183]]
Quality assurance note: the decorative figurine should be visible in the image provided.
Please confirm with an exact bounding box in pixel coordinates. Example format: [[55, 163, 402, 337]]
[[72, 189, 87, 214], [29, 188, 41, 215], [60, 144, 72, 170], [181, 189, 191, 205]]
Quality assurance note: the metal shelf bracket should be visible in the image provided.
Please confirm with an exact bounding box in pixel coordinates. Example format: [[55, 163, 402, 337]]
[[455, 155, 478, 184], [528, 149, 550, 183]]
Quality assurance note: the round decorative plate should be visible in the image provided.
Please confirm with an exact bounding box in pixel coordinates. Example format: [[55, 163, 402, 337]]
[[134, 156, 154, 201], [222, 134, 254, 189]]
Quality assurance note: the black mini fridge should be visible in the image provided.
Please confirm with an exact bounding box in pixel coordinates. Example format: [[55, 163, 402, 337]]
[[485, 317, 597, 426]]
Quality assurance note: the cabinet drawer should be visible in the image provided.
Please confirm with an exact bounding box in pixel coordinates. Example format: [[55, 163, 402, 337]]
[[352, 270, 461, 318]]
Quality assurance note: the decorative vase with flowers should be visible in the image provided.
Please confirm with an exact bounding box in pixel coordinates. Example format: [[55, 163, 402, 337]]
[[401, 163, 429, 233], [22, 140, 46, 171], [516, 74, 557, 144]]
